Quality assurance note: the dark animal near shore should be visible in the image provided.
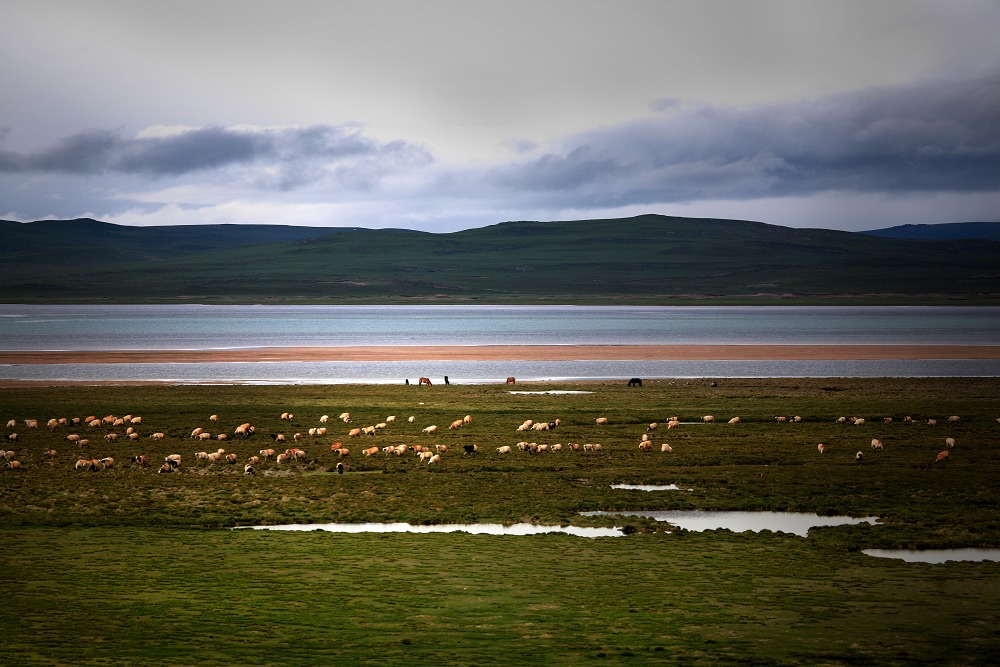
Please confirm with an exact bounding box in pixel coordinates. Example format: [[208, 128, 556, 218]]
[[628, 378, 642, 387]]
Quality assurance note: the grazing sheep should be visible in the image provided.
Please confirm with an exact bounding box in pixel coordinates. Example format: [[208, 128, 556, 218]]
[[449, 419, 464, 430], [422, 425, 439, 435], [348, 428, 362, 437], [428, 454, 441, 465], [462, 415, 472, 425], [495, 445, 512, 454], [647, 422, 658, 431], [149, 432, 165, 441], [935, 450, 949, 463], [927, 419, 937, 426], [660, 443, 673, 453], [855, 451, 864, 461], [157, 463, 174, 473], [387, 415, 397, 423], [871, 439, 883, 450], [132, 454, 149, 466], [948, 415, 961, 423], [945, 437, 955, 448], [210, 414, 219, 422], [703, 415, 714, 423], [728, 417, 740, 424], [638, 442, 652, 451], [244, 464, 255, 475], [817, 443, 826, 454], [408, 416, 416, 423], [247, 455, 260, 466], [4, 460, 22, 471], [259, 448, 275, 459]]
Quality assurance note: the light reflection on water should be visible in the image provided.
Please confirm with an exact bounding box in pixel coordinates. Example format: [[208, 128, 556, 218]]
[[238, 522, 625, 538], [579, 510, 881, 537], [863, 548, 1000, 563], [4, 358, 1000, 383]]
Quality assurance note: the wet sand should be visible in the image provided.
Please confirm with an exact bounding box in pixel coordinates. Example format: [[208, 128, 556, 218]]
[[2, 344, 998, 365]]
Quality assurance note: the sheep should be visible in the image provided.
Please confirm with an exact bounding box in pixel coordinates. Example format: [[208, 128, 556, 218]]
[[855, 451, 864, 461], [945, 437, 956, 448], [531, 422, 550, 431], [927, 419, 937, 426], [817, 443, 826, 454], [130, 417, 142, 425], [363, 446, 380, 457], [495, 445, 512, 454], [387, 415, 397, 423], [728, 417, 740, 424], [2, 450, 15, 460], [638, 442, 652, 451], [104, 433, 118, 442], [44, 448, 57, 458], [244, 464, 255, 475], [339, 412, 351, 423], [871, 439, 883, 450], [149, 432, 165, 441], [647, 422, 658, 431], [88, 419, 102, 428], [854, 418, 866, 426], [427, 454, 441, 465], [422, 425, 439, 435], [275, 452, 292, 464], [660, 443, 673, 453], [210, 414, 219, 422], [216, 433, 228, 441], [319, 415, 329, 423], [449, 419, 464, 430], [836, 416, 847, 424], [247, 455, 260, 466], [195, 451, 211, 461], [935, 449, 949, 463], [3, 460, 21, 470], [132, 454, 149, 466], [66, 434, 81, 443], [348, 428, 362, 437], [462, 415, 472, 425], [408, 416, 416, 423], [703, 415, 715, 423], [883, 417, 893, 424], [280, 412, 294, 421], [157, 463, 174, 474], [99, 457, 115, 469], [776, 416, 788, 423], [434, 444, 448, 453], [5, 419, 14, 428], [418, 450, 434, 461], [25, 419, 39, 428], [550, 444, 562, 452], [225, 453, 238, 464], [595, 417, 609, 425], [948, 415, 961, 423], [259, 448, 275, 459]]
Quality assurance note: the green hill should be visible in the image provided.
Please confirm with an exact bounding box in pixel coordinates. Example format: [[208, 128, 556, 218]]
[[2, 214, 999, 304]]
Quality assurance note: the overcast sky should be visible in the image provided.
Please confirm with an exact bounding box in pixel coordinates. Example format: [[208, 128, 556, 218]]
[[2, 0, 999, 232]]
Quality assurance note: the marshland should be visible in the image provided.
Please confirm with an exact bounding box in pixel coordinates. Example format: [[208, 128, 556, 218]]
[[2, 377, 999, 665]]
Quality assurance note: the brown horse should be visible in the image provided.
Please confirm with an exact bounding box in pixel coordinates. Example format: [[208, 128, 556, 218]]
[[506, 377, 516, 385], [418, 377, 433, 386]]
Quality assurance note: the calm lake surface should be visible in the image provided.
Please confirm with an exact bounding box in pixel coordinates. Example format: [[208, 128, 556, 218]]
[[2, 304, 998, 381]]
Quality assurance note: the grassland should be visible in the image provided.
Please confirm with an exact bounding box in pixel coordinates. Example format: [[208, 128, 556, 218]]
[[2, 378, 1000, 665]]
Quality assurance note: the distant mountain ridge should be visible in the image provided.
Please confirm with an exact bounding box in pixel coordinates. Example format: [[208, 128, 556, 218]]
[[0, 218, 339, 267], [2, 214, 999, 304], [861, 222, 1000, 242]]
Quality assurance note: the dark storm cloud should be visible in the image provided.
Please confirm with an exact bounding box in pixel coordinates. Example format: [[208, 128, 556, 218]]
[[0, 124, 431, 185], [490, 69, 1000, 206]]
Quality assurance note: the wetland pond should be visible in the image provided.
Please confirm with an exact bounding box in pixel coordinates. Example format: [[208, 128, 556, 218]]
[[241, 511, 882, 539]]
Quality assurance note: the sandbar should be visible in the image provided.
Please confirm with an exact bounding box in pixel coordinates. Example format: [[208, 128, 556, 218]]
[[1, 344, 998, 365]]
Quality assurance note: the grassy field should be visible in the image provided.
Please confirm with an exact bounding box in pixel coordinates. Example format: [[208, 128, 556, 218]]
[[2, 378, 1000, 665]]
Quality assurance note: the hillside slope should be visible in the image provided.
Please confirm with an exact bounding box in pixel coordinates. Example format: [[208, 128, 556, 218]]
[[862, 222, 1000, 242], [2, 215, 998, 304]]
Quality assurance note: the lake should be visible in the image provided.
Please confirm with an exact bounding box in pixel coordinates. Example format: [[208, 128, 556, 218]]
[[2, 304, 999, 381]]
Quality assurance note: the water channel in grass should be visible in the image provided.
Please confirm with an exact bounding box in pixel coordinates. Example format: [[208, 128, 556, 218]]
[[579, 510, 881, 537], [862, 548, 1000, 563]]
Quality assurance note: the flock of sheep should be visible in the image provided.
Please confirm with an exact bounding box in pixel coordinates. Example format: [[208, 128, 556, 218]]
[[2, 407, 988, 476]]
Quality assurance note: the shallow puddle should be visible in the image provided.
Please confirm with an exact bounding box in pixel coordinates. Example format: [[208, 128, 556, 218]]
[[863, 548, 1000, 563], [580, 510, 880, 537], [239, 522, 625, 538], [611, 484, 692, 491]]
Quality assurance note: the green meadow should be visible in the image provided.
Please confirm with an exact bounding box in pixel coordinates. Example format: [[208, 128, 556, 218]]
[[2, 378, 999, 665]]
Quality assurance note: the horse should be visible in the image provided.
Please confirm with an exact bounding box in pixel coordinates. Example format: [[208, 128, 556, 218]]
[[418, 377, 433, 386], [627, 377, 642, 387], [506, 377, 516, 385]]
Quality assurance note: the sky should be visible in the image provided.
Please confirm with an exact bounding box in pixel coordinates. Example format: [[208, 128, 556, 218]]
[[2, 0, 999, 233]]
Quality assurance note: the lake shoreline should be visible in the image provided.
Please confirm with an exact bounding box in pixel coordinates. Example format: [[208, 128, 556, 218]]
[[2, 344, 999, 366]]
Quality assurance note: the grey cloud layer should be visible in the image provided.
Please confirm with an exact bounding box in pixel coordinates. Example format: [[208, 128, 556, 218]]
[[0, 124, 432, 187], [1, 68, 997, 221], [490, 69, 1000, 206]]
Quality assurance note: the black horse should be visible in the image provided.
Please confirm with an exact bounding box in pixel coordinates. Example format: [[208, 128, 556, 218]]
[[627, 378, 643, 387]]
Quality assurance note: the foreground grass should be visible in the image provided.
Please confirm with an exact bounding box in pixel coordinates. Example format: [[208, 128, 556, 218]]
[[2, 378, 999, 664]]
